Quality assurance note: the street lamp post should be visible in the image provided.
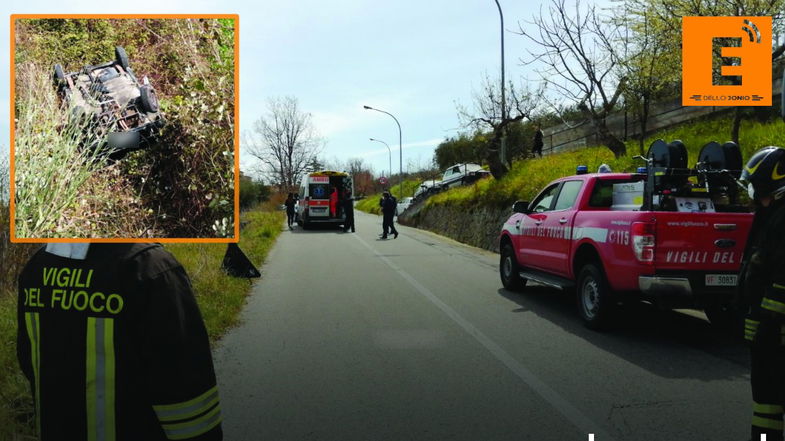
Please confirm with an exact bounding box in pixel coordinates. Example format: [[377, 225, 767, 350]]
[[494, 0, 507, 166], [370, 138, 392, 183], [363, 105, 402, 199]]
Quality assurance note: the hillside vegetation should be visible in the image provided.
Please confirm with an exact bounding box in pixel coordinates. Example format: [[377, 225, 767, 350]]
[[428, 116, 785, 211], [14, 18, 235, 238], [355, 180, 424, 215]]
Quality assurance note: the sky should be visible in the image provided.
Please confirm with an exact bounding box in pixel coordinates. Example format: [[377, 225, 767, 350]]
[[1, 0, 608, 180]]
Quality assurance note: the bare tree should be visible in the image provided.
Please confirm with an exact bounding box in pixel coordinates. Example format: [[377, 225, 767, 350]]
[[612, 4, 679, 155], [246, 96, 323, 190], [518, 0, 628, 158], [457, 74, 541, 179]]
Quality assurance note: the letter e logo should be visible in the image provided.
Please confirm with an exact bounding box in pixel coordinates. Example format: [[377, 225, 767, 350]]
[[682, 16, 772, 106]]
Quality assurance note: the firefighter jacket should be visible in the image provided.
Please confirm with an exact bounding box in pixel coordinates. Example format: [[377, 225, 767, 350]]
[[17, 243, 223, 441], [740, 198, 785, 344], [381, 196, 397, 216]]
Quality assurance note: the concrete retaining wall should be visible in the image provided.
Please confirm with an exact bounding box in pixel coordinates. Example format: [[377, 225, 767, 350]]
[[398, 200, 509, 253]]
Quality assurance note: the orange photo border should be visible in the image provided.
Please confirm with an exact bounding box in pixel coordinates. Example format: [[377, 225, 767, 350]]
[[9, 14, 241, 243]]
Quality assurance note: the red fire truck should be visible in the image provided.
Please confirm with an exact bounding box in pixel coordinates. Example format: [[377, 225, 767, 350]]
[[498, 140, 754, 329]]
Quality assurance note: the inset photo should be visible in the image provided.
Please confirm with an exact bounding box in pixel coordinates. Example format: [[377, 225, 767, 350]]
[[11, 15, 238, 241]]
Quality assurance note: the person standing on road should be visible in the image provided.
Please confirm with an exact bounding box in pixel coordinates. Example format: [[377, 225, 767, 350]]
[[533, 124, 544, 158], [17, 243, 223, 441], [738, 146, 785, 441], [285, 193, 296, 229], [342, 189, 355, 233], [380, 191, 398, 239], [329, 186, 339, 218]]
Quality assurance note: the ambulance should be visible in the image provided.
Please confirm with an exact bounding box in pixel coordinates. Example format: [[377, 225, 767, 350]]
[[296, 171, 354, 229]]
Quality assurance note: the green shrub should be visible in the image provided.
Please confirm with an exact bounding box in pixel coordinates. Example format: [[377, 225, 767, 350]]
[[355, 179, 423, 215], [239, 174, 271, 210]]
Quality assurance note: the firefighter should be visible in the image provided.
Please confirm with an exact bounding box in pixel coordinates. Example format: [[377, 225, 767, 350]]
[[284, 192, 296, 229], [17, 243, 223, 441], [342, 188, 355, 233], [738, 146, 785, 441], [380, 191, 398, 239]]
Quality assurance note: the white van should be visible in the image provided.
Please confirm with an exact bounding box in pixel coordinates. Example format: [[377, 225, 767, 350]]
[[296, 171, 354, 229], [439, 163, 490, 189]]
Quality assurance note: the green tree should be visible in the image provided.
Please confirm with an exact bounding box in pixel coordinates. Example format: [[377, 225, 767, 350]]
[[239, 173, 270, 210], [611, 3, 680, 155], [434, 133, 490, 170]]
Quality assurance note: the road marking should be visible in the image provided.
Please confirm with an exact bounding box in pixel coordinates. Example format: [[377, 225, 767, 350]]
[[353, 233, 616, 441]]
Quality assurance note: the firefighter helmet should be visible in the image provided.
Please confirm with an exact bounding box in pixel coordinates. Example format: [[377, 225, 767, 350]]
[[740, 146, 785, 200]]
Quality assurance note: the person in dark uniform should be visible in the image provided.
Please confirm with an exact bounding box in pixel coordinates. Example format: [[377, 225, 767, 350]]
[[380, 191, 398, 239], [738, 146, 785, 441], [284, 193, 296, 229], [17, 243, 223, 441], [533, 123, 544, 157], [342, 189, 355, 233]]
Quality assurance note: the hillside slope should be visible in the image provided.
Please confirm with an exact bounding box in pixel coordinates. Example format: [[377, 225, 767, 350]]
[[394, 115, 785, 251]]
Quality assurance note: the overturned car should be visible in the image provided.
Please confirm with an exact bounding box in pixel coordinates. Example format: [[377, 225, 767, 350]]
[[53, 46, 165, 159]]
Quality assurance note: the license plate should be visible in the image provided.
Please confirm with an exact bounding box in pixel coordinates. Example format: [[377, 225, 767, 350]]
[[705, 274, 737, 286]]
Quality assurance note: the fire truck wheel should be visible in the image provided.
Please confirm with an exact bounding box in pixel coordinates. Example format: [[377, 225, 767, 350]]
[[704, 304, 744, 334], [577, 263, 615, 330], [500, 243, 526, 291]]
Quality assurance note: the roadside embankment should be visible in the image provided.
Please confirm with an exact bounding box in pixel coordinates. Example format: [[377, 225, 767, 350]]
[[398, 200, 509, 252], [385, 116, 785, 254]]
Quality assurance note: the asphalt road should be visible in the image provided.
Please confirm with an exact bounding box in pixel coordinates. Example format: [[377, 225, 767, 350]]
[[213, 210, 751, 441]]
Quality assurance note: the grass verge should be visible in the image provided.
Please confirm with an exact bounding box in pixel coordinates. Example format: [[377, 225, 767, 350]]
[[0, 208, 285, 439], [355, 179, 424, 215], [166, 210, 285, 341]]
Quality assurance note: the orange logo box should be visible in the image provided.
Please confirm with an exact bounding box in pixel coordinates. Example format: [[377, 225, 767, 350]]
[[682, 16, 772, 106]]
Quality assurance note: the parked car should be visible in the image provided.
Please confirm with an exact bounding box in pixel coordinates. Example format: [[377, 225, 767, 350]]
[[53, 46, 165, 159], [414, 179, 441, 200], [498, 140, 753, 330], [396, 197, 414, 215], [439, 163, 490, 190]]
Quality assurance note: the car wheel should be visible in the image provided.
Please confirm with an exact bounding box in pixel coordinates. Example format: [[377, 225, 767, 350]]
[[139, 85, 160, 113], [577, 263, 615, 330], [500, 243, 526, 291], [53, 64, 65, 87], [115, 46, 130, 69]]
